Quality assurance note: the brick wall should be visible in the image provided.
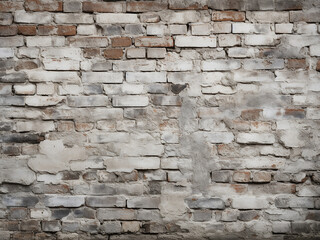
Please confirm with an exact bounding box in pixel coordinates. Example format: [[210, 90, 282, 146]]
[[1, 0, 320, 239]]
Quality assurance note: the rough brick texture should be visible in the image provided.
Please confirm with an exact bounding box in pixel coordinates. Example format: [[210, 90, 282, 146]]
[[0, 0, 320, 239]]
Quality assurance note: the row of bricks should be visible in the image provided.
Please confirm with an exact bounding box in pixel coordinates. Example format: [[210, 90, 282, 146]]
[[1, 23, 320, 37], [0, 0, 315, 13]]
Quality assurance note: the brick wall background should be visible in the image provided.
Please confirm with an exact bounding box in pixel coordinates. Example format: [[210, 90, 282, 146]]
[[1, 0, 320, 239]]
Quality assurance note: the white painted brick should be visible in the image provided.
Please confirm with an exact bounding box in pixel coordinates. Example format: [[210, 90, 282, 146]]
[[43, 59, 79, 71], [112, 95, 149, 107], [159, 59, 193, 71], [82, 72, 123, 84], [122, 83, 146, 95], [202, 85, 236, 95], [212, 22, 231, 33], [77, 25, 97, 35], [201, 60, 241, 71], [104, 157, 160, 172], [13, 84, 36, 95], [247, 11, 289, 23], [232, 197, 269, 209], [245, 35, 277, 46], [113, 60, 156, 71], [234, 71, 274, 83], [237, 133, 275, 144], [218, 34, 240, 47], [175, 36, 216, 47], [310, 44, 320, 56], [232, 23, 271, 34], [127, 48, 146, 59], [41, 48, 81, 60], [37, 83, 55, 95], [147, 48, 166, 59], [275, 23, 293, 33], [96, 13, 139, 24], [169, 25, 187, 35], [14, 10, 52, 24], [25, 96, 65, 107], [27, 71, 80, 83], [191, 23, 211, 35], [26, 36, 65, 47], [0, 37, 24, 47], [30, 209, 50, 219], [243, 59, 284, 70], [126, 72, 166, 83], [296, 24, 318, 34], [89, 132, 129, 143], [67, 96, 108, 107], [16, 121, 55, 132], [160, 11, 200, 24], [146, 24, 167, 36], [55, 13, 93, 24], [204, 132, 234, 144], [228, 48, 257, 58], [18, 47, 39, 59], [0, 48, 14, 58]]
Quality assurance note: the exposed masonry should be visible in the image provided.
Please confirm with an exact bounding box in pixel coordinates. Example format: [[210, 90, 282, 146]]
[[0, 0, 320, 239]]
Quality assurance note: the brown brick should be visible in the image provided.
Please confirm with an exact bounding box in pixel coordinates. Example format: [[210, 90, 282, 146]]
[[83, 48, 101, 58], [284, 109, 305, 118], [0, 2, 24, 12], [38, 25, 57, 35], [252, 172, 271, 183], [127, 1, 168, 12], [15, 60, 39, 71], [111, 37, 132, 47], [317, 60, 320, 72], [241, 109, 262, 120], [75, 122, 94, 132], [0, 25, 17, 36], [233, 171, 251, 183], [287, 59, 307, 69], [212, 11, 246, 22], [135, 36, 174, 47], [104, 49, 123, 60], [169, 0, 208, 10], [57, 121, 74, 132], [57, 25, 76, 36], [18, 25, 36, 36], [21, 220, 41, 231], [83, 1, 124, 13], [25, 0, 63, 12]]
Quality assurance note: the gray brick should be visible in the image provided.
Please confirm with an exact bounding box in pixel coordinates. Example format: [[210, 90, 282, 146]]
[[67, 96, 108, 107], [86, 196, 126, 207], [186, 198, 225, 209]]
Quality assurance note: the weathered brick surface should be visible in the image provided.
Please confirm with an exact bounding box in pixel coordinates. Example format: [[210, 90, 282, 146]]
[[0, 1, 319, 239]]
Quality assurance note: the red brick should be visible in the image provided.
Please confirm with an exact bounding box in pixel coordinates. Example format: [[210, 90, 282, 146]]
[[57, 25, 76, 36], [169, 1, 208, 10], [241, 109, 262, 120], [104, 49, 123, 60], [83, 1, 124, 13], [0, 2, 24, 12], [127, 1, 168, 12], [135, 36, 174, 47], [287, 59, 307, 69], [111, 37, 132, 47], [83, 48, 101, 58], [38, 25, 57, 35], [212, 11, 246, 22], [25, 0, 63, 12], [252, 172, 271, 183], [0, 25, 17, 36], [18, 25, 36, 36], [233, 171, 251, 183], [317, 60, 320, 72]]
